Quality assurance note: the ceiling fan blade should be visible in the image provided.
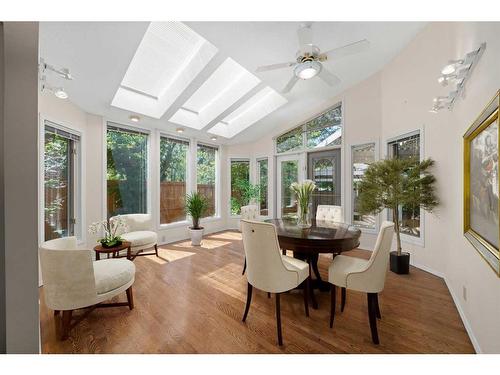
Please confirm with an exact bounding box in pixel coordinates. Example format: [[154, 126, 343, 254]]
[[320, 39, 370, 61], [256, 62, 296, 72], [282, 76, 299, 94], [297, 25, 313, 54], [318, 68, 341, 87]]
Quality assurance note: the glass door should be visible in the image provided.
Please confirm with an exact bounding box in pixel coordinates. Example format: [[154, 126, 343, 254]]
[[307, 149, 341, 218], [277, 154, 305, 218]]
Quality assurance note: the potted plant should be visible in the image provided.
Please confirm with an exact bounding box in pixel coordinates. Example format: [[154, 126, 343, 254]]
[[357, 158, 438, 274], [88, 216, 128, 248], [290, 180, 317, 228], [185, 192, 209, 246]]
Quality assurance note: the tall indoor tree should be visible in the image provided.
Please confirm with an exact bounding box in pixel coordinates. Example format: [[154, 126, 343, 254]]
[[357, 158, 439, 274]]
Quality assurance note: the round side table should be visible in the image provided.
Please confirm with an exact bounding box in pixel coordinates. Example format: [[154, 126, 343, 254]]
[[93, 241, 132, 261]]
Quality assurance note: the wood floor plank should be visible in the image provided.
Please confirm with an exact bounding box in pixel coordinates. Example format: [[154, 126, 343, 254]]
[[39, 230, 475, 354]]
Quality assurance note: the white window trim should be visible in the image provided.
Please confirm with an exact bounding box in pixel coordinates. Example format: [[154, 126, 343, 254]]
[[256, 156, 271, 219], [228, 157, 251, 218], [157, 131, 191, 229], [350, 141, 380, 235], [384, 128, 425, 247], [103, 120, 152, 221], [196, 141, 221, 220], [38, 114, 84, 245]]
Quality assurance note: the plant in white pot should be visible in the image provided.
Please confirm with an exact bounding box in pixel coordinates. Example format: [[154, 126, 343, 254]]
[[186, 192, 209, 246]]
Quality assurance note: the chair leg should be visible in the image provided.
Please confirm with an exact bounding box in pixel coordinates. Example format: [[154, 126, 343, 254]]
[[242, 257, 246, 275], [267, 292, 271, 299], [61, 310, 73, 340], [303, 277, 309, 317], [367, 293, 380, 344], [330, 285, 336, 328], [242, 282, 253, 322], [341, 287, 346, 312], [126, 286, 134, 310], [154, 244, 158, 257], [374, 293, 381, 319], [54, 310, 60, 316], [275, 293, 283, 346]]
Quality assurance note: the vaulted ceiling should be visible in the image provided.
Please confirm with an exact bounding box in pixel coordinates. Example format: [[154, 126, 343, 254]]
[[39, 21, 426, 145]]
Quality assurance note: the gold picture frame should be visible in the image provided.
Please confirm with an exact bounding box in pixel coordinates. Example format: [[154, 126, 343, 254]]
[[463, 90, 500, 276]]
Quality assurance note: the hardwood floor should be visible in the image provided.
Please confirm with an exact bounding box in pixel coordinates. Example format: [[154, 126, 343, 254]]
[[39, 230, 474, 353]]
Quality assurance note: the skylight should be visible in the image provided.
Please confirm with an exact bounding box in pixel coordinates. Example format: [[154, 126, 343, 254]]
[[208, 87, 287, 139], [111, 22, 218, 119], [169, 58, 261, 130]]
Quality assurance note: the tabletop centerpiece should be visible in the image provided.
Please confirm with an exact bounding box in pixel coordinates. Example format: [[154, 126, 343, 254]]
[[88, 216, 128, 248], [291, 180, 316, 228]]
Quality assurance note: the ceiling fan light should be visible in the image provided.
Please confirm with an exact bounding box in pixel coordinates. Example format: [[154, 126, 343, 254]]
[[294, 61, 321, 80]]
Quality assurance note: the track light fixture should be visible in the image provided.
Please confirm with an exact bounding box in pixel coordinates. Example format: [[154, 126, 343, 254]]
[[39, 75, 68, 100], [39, 58, 73, 80], [430, 43, 485, 113]]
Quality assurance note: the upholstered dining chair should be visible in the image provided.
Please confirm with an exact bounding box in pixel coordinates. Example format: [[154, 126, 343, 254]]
[[111, 213, 158, 259], [316, 204, 342, 222], [328, 221, 395, 344], [39, 236, 136, 340], [239, 205, 259, 275], [240, 219, 310, 346]]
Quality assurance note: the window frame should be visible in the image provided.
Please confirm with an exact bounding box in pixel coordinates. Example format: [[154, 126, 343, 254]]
[[158, 133, 191, 228], [229, 158, 251, 217], [350, 141, 379, 234], [196, 141, 220, 221], [256, 157, 270, 218], [39, 116, 83, 245], [385, 129, 425, 247], [274, 102, 343, 155], [104, 121, 151, 220]]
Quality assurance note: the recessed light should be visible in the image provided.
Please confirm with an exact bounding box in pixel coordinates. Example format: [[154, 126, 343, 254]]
[[129, 115, 140, 122], [54, 88, 68, 99], [210, 136, 217, 141], [176, 128, 184, 133]]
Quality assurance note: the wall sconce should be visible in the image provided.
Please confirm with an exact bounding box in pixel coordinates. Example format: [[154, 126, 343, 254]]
[[430, 43, 486, 113]]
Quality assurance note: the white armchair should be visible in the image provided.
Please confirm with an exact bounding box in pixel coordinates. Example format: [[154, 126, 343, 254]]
[[316, 205, 342, 222], [328, 221, 395, 344], [241, 220, 310, 346], [39, 236, 136, 340], [240, 205, 259, 275], [111, 214, 158, 259]]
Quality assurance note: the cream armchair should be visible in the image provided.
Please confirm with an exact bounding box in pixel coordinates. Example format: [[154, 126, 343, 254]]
[[316, 205, 342, 222], [111, 213, 158, 259], [39, 237, 136, 340], [241, 220, 310, 346], [328, 221, 395, 344], [239, 205, 259, 275]]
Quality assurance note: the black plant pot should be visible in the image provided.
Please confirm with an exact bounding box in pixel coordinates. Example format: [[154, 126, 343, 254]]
[[390, 251, 410, 274]]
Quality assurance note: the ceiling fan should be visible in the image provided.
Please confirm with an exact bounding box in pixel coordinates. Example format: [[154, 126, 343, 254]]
[[256, 24, 370, 93]]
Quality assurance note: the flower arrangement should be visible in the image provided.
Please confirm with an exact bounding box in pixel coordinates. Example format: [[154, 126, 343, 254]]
[[290, 180, 316, 228], [88, 216, 129, 248]]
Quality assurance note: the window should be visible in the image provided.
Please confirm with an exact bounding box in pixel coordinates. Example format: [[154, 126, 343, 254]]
[[352, 143, 376, 230], [160, 136, 189, 224], [276, 127, 303, 153], [230, 159, 250, 215], [387, 132, 421, 237], [306, 105, 342, 148], [197, 143, 218, 218], [257, 158, 269, 216], [276, 103, 342, 153], [106, 124, 148, 218], [43, 122, 80, 241]]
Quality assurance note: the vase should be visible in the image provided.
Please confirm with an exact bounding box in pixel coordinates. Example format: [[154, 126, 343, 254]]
[[297, 201, 312, 228]]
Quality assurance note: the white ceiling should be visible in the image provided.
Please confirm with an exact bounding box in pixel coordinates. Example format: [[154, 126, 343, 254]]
[[39, 21, 426, 145]]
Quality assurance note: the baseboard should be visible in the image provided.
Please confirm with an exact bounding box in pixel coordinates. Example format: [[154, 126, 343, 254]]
[[409, 260, 445, 279], [444, 277, 481, 354]]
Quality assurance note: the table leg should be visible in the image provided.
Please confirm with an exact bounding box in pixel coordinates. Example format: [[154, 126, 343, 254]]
[[307, 259, 318, 309], [95, 252, 100, 261]]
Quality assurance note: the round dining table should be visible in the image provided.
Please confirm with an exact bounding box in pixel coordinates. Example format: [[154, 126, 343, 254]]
[[266, 218, 361, 308]]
